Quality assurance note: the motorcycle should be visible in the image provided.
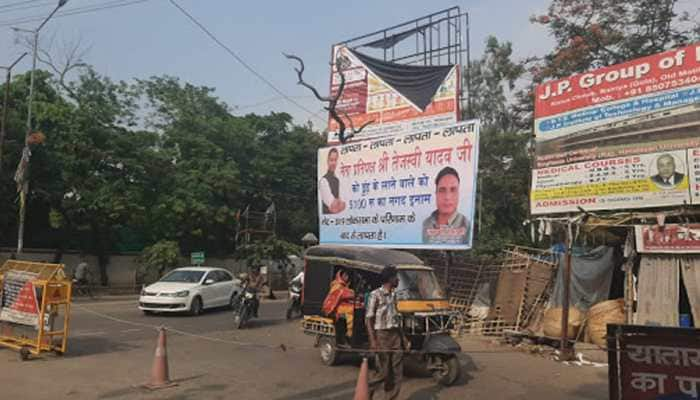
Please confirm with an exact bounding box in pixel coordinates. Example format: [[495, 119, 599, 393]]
[[286, 280, 303, 320], [232, 286, 258, 329]]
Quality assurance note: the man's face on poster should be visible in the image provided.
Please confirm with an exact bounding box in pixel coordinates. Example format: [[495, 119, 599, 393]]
[[328, 150, 339, 174], [657, 155, 676, 179], [436, 174, 459, 217]]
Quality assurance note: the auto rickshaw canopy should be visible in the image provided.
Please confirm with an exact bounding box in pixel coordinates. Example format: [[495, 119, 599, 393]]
[[304, 245, 428, 274]]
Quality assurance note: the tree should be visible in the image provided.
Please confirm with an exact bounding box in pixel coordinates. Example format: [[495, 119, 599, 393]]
[[468, 37, 532, 255], [136, 240, 180, 284], [531, 0, 700, 80], [514, 0, 700, 128]]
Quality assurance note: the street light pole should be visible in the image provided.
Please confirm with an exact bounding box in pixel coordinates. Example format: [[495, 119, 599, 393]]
[[13, 0, 68, 255], [0, 52, 28, 175]]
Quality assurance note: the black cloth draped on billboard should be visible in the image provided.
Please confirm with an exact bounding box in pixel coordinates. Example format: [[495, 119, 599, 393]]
[[349, 49, 454, 111]]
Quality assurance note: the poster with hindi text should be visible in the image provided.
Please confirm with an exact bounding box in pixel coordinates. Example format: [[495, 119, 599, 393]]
[[318, 120, 479, 249]]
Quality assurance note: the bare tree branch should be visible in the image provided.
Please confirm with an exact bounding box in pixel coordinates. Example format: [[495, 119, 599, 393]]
[[284, 52, 367, 144], [22, 33, 91, 101]]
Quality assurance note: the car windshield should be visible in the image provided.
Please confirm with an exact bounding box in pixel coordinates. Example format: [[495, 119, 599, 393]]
[[160, 270, 205, 283], [396, 269, 445, 300]]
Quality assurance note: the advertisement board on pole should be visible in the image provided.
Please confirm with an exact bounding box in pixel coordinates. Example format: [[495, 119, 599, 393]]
[[318, 120, 479, 250], [327, 46, 460, 144], [531, 42, 700, 214]]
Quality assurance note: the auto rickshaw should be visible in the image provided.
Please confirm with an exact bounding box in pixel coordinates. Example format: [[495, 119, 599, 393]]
[[301, 245, 462, 386]]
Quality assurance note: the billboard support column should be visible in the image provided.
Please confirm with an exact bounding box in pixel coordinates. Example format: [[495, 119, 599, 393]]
[[560, 220, 575, 361]]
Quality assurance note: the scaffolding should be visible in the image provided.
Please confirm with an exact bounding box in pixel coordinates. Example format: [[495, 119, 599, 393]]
[[236, 205, 276, 246], [423, 246, 559, 336], [335, 7, 471, 116]]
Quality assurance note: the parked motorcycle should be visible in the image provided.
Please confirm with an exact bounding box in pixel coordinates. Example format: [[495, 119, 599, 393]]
[[232, 286, 258, 329], [286, 280, 303, 320]]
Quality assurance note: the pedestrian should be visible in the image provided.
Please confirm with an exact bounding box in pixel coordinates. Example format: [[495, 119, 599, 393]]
[[74, 255, 89, 286], [366, 266, 408, 400]]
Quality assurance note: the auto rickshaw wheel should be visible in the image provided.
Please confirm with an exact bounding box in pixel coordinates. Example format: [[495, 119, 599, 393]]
[[18, 347, 31, 361], [431, 355, 460, 386], [318, 336, 339, 366]]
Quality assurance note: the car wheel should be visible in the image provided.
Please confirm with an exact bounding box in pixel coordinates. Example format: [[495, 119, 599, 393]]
[[189, 296, 203, 316]]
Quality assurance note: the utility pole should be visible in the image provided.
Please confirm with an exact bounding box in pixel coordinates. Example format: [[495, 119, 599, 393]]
[[0, 52, 28, 175], [13, 0, 68, 255]]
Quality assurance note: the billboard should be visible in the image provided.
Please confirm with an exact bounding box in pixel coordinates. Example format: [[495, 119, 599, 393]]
[[532, 150, 692, 214], [635, 223, 700, 253], [318, 120, 479, 249], [692, 147, 700, 202], [531, 42, 700, 214], [327, 46, 459, 144]]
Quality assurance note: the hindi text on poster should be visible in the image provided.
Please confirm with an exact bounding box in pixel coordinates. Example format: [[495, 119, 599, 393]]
[[318, 120, 479, 249]]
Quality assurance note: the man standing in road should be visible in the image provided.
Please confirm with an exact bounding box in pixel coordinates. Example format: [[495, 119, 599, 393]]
[[366, 266, 407, 400], [319, 148, 346, 214]]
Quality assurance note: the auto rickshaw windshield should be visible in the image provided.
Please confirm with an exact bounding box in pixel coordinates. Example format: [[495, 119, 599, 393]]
[[396, 269, 445, 300]]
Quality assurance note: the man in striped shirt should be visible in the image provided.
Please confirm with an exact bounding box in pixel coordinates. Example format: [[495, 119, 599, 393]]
[[366, 266, 408, 400]]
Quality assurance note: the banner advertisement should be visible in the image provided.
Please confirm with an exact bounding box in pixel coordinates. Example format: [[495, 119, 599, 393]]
[[318, 120, 479, 249], [635, 224, 700, 253], [328, 46, 459, 144], [531, 42, 700, 214], [531, 150, 691, 214], [691, 147, 700, 202], [0, 270, 40, 328]]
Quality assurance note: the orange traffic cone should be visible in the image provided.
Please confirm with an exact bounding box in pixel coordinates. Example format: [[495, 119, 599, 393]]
[[353, 357, 370, 400], [143, 327, 177, 390]]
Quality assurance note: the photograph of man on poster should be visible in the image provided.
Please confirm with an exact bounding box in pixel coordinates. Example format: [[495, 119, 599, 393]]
[[319, 148, 346, 214], [651, 153, 685, 189], [422, 166, 470, 245]]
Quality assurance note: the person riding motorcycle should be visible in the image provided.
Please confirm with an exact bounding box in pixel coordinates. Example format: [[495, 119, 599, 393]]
[[290, 270, 304, 287], [244, 266, 268, 318], [286, 270, 304, 319]]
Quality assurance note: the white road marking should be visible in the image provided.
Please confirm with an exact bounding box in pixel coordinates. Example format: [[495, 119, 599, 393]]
[[71, 331, 107, 337]]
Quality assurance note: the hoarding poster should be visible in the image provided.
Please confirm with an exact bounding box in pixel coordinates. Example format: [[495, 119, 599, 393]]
[[607, 324, 700, 400], [327, 45, 459, 144], [635, 224, 700, 254], [318, 120, 479, 250], [531, 42, 700, 215], [0, 270, 40, 328], [691, 148, 700, 203]]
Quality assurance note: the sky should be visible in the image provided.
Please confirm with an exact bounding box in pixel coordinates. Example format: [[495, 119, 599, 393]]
[[0, 0, 555, 128]]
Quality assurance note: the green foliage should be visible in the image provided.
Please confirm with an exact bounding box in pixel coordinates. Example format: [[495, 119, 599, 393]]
[[0, 69, 323, 262], [234, 237, 302, 268], [136, 240, 181, 284], [531, 0, 700, 80], [466, 37, 532, 255]]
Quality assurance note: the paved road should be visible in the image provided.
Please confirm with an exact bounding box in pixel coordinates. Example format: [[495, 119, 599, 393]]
[[0, 297, 608, 400]]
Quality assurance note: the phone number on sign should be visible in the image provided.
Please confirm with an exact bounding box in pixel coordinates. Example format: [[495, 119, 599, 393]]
[[645, 75, 699, 93]]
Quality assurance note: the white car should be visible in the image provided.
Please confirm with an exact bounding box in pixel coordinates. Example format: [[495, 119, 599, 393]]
[[139, 267, 242, 315]]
